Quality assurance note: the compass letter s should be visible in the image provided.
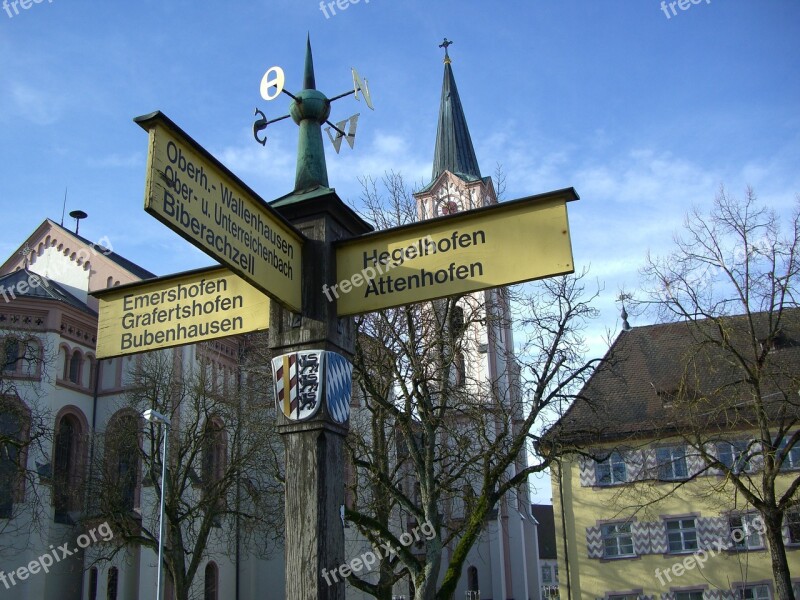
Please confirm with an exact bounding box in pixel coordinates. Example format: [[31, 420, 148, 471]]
[[253, 108, 269, 146]]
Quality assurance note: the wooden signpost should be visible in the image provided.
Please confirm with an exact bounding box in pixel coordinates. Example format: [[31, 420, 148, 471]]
[[93, 38, 579, 600]]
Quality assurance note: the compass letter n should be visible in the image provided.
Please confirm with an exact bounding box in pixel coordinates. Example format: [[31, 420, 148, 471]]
[[325, 114, 360, 153]]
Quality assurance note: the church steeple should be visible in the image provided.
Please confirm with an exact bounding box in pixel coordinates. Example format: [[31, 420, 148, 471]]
[[430, 39, 481, 184]]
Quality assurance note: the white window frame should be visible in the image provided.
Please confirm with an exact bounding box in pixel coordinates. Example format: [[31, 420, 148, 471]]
[[717, 440, 752, 474], [675, 592, 705, 600], [738, 584, 771, 600], [541, 564, 551, 583], [778, 436, 800, 470], [596, 451, 627, 486], [786, 510, 800, 546], [728, 513, 764, 550], [666, 518, 698, 553], [656, 446, 688, 480], [601, 522, 635, 558]]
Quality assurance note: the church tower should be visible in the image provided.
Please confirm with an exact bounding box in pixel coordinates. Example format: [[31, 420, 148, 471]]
[[413, 41, 539, 600], [413, 40, 497, 220]]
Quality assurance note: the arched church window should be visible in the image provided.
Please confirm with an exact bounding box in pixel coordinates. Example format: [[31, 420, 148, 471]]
[[202, 417, 227, 507], [105, 412, 140, 512], [204, 562, 219, 600], [3, 338, 20, 373], [68, 350, 82, 384], [107, 567, 118, 600], [53, 411, 85, 519], [0, 397, 29, 518], [467, 566, 479, 591]]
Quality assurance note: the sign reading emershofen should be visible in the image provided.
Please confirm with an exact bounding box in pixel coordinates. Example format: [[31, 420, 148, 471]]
[[135, 111, 303, 312], [334, 188, 578, 315], [272, 350, 352, 423], [93, 267, 269, 359]]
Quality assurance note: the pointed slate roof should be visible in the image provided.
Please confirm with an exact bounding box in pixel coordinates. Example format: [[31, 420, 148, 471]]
[[0, 269, 96, 316], [430, 57, 481, 184]]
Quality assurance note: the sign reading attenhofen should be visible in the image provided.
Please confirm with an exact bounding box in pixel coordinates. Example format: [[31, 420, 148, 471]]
[[334, 188, 578, 315]]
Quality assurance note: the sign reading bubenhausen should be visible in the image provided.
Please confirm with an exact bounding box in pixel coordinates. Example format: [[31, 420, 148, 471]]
[[94, 266, 270, 359], [333, 188, 578, 315], [135, 111, 303, 312]]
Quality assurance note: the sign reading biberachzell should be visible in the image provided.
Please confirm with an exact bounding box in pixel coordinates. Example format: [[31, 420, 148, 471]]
[[135, 111, 303, 312], [93, 267, 269, 359], [334, 188, 578, 316]]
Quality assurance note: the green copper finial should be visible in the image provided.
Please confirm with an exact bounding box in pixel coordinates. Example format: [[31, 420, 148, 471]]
[[290, 36, 330, 192], [303, 34, 316, 90]]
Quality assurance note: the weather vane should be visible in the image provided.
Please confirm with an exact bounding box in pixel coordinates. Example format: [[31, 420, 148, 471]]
[[439, 37, 453, 62], [252, 38, 374, 154]]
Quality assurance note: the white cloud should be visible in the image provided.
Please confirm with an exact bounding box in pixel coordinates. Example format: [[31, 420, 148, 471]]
[[7, 81, 63, 126]]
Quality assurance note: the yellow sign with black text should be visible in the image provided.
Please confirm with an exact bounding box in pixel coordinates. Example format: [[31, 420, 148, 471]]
[[94, 267, 270, 359], [333, 189, 578, 315], [136, 112, 303, 311]]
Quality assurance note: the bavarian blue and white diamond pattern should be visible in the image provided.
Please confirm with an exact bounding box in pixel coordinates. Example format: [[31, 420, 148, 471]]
[[325, 351, 352, 424]]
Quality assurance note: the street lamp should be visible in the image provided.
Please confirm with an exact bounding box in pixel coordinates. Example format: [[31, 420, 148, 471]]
[[142, 408, 171, 600]]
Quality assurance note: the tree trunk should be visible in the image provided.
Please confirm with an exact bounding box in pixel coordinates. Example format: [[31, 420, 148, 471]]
[[763, 510, 795, 600]]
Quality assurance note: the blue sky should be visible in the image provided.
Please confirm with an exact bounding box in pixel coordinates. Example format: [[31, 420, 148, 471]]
[[2, 1, 799, 499]]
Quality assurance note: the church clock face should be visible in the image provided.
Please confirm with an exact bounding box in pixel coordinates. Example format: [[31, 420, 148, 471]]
[[439, 198, 459, 215]]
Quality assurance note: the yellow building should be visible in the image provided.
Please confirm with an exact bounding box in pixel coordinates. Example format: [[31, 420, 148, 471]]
[[547, 311, 800, 600]]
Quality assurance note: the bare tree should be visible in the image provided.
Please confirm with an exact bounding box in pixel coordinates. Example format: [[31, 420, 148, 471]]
[[344, 173, 601, 600], [636, 186, 800, 599], [0, 328, 53, 552], [86, 342, 283, 600]]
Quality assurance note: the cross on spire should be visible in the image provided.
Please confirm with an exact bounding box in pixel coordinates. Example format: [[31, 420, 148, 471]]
[[439, 37, 453, 63]]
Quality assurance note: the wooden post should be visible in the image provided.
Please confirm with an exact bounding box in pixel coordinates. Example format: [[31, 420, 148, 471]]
[[270, 192, 372, 598]]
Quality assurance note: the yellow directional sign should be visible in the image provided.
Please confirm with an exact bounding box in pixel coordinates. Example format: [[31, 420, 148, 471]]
[[93, 267, 270, 359], [135, 111, 303, 312], [333, 188, 578, 316]]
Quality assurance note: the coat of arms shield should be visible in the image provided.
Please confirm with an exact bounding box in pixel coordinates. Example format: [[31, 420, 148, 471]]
[[272, 350, 353, 423]]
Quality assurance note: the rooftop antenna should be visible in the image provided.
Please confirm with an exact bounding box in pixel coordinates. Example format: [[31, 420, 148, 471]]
[[60, 188, 68, 226], [69, 210, 88, 235]]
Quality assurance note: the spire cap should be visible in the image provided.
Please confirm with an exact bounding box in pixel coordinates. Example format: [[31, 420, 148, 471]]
[[291, 36, 330, 192], [430, 40, 481, 184]]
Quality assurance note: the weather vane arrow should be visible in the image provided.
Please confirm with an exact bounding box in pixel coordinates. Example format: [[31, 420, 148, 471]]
[[252, 36, 373, 157]]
